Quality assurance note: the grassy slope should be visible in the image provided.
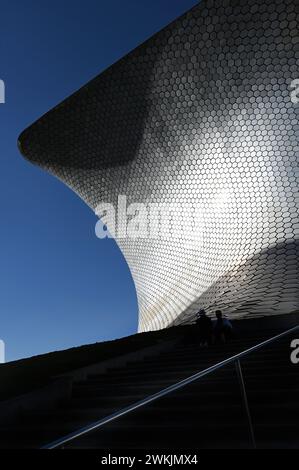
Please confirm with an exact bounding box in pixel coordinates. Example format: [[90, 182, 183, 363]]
[[0, 327, 181, 402], [2, 312, 296, 403]]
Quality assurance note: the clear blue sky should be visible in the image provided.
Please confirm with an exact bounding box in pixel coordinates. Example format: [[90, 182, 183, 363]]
[[0, 0, 198, 361]]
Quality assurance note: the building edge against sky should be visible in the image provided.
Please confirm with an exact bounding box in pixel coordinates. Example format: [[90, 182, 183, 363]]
[[18, 0, 299, 332]]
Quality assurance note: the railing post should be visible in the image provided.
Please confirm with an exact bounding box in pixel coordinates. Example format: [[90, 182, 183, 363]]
[[235, 359, 256, 449]]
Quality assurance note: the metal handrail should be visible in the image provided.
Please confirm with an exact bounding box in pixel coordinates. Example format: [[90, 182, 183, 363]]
[[43, 324, 299, 449]]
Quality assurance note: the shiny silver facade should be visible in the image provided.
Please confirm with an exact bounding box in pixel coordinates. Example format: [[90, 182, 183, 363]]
[[19, 0, 299, 331]]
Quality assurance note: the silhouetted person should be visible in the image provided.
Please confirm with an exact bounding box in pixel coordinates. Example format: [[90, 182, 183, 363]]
[[213, 310, 233, 343], [195, 309, 213, 347]]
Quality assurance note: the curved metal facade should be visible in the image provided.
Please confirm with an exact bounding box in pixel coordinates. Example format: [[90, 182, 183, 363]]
[[19, 0, 299, 331]]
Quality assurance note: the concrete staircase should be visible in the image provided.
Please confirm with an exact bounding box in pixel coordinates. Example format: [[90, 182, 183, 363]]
[[0, 326, 298, 449]]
